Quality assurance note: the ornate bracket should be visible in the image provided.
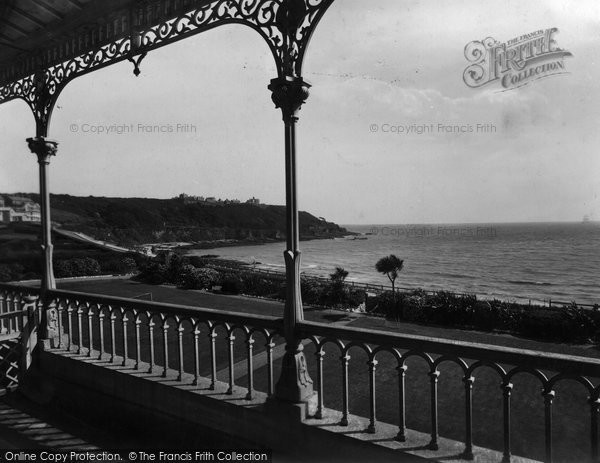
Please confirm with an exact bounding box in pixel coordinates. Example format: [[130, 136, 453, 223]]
[[269, 76, 310, 122], [127, 52, 147, 77], [26, 136, 59, 164]]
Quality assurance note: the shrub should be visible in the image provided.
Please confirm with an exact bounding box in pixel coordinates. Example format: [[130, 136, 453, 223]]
[[164, 253, 188, 284], [301, 279, 327, 305], [178, 267, 221, 290], [401, 293, 427, 322], [54, 260, 73, 278], [221, 276, 243, 294], [136, 261, 168, 285], [54, 257, 101, 277], [517, 303, 600, 343], [424, 291, 477, 327], [9, 263, 24, 280], [72, 257, 101, 276], [345, 288, 366, 307], [470, 301, 497, 331], [372, 291, 401, 318], [0, 264, 12, 282], [118, 257, 138, 274], [241, 273, 284, 298], [562, 304, 600, 343]]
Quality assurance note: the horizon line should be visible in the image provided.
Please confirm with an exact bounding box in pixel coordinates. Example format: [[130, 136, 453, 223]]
[[1, 192, 594, 226]]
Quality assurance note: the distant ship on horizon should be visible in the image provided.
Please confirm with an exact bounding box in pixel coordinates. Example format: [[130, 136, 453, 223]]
[[582, 214, 593, 223]]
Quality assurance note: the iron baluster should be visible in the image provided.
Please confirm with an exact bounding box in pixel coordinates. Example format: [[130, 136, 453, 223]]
[[98, 310, 105, 360], [340, 353, 350, 426], [266, 338, 275, 396], [121, 312, 129, 366], [463, 375, 475, 460], [543, 389, 555, 463], [428, 369, 440, 450], [209, 329, 217, 390], [176, 319, 184, 381], [501, 382, 513, 463], [315, 349, 325, 419], [226, 329, 235, 395], [161, 318, 169, 378], [245, 333, 254, 400], [56, 300, 63, 349], [77, 304, 83, 354], [134, 314, 141, 370], [396, 365, 407, 442], [147, 316, 155, 374], [109, 309, 117, 363], [67, 305, 74, 351], [590, 397, 600, 462], [192, 324, 200, 386], [367, 357, 378, 434], [87, 305, 93, 357]]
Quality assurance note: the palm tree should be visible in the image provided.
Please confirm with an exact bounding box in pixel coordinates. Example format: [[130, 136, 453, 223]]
[[330, 266, 349, 283], [375, 255, 404, 295]]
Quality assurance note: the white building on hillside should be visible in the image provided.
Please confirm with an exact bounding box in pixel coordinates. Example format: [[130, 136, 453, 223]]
[[0, 195, 41, 222]]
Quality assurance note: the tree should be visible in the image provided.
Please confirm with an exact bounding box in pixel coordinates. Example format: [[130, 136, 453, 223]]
[[330, 266, 349, 283], [375, 255, 404, 296], [118, 257, 137, 274], [327, 267, 349, 307]]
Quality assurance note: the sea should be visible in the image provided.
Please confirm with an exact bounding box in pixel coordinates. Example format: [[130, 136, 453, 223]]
[[186, 222, 600, 306]]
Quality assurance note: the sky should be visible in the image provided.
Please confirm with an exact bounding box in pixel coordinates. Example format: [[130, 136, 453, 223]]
[[0, 0, 599, 225]]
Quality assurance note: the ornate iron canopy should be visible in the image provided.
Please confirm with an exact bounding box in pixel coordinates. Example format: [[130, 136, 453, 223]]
[[0, 0, 334, 136]]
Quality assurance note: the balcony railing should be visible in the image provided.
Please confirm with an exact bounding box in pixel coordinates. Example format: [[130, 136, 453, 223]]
[[1, 282, 599, 463], [0, 284, 38, 391], [299, 320, 600, 463], [46, 287, 283, 401], [0, 285, 33, 341]]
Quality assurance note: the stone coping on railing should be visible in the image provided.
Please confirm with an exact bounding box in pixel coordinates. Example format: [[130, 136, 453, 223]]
[[299, 320, 600, 378], [47, 287, 283, 329]]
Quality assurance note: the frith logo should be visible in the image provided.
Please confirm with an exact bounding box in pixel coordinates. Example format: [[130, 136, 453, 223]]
[[463, 28, 572, 90]]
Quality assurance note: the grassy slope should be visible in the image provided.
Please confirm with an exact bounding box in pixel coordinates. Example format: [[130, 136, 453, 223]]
[[4, 193, 348, 245]]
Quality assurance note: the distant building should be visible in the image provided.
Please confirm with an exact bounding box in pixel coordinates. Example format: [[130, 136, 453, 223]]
[[246, 197, 260, 206], [0, 195, 41, 222], [8, 195, 34, 207], [179, 193, 206, 204], [177, 193, 243, 206], [0, 207, 13, 222]]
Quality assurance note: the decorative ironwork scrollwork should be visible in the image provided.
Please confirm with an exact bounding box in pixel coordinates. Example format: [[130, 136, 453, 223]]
[[0, 0, 335, 132]]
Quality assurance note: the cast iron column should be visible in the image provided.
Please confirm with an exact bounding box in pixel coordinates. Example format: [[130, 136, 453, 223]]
[[269, 75, 314, 403], [26, 137, 59, 340]]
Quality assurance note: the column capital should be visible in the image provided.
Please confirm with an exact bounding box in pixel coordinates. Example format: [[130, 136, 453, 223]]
[[26, 137, 58, 164], [268, 76, 311, 122]]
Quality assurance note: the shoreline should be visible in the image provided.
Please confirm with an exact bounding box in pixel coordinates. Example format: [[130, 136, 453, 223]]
[[184, 256, 599, 309], [175, 233, 356, 251]]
